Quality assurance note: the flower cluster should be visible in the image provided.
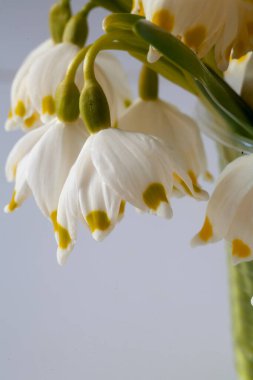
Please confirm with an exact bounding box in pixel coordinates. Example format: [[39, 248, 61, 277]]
[[5, 0, 253, 268]]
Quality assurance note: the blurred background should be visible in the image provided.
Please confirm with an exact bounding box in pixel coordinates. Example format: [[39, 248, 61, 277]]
[[0, 1, 236, 379]]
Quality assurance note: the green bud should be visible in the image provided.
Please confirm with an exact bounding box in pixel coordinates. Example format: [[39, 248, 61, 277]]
[[79, 80, 111, 133], [49, 1, 72, 43], [55, 79, 80, 122], [63, 11, 88, 48]]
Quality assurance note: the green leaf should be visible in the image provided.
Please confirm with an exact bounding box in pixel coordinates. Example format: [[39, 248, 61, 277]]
[[133, 20, 253, 138]]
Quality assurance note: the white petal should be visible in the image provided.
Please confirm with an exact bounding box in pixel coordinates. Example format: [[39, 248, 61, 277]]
[[225, 54, 251, 94], [56, 167, 80, 266], [26, 119, 88, 217], [26, 42, 80, 122], [119, 98, 208, 179], [5, 122, 51, 182], [5, 39, 53, 130], [4, 155, 31, 213], [90, 128, 175, 216], [56, 136, 122, 264], [147, 46, 162, 63], [192, 155, 253, 248], [142, 0, 249, 70]]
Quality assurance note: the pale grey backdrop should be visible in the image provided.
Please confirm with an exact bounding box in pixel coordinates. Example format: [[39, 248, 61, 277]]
[[0, 1, 236, 379]]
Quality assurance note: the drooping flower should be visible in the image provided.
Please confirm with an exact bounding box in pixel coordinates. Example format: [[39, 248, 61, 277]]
[[6, 41, 131, 131], [5, 39, 53, 131], [26, 42, 81, 123], [5, 118, 88, 223], [135, 0, 253, 70], [5, 41, 132, 220], [192, 154, 253, 264], [26, 44, 131, 126], [56, 128, 208, 265], [118, 98, 211, 191]]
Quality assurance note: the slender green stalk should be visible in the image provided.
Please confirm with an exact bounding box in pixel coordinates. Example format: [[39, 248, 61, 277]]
[[139, 65, 159, 100], [219, 146, 253, 380]]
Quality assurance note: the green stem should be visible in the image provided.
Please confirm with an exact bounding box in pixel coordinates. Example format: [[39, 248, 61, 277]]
[[218, 146, 253, 380], [81, 1, 97, 15], [83, 31, 139, 81], [83, 29, 194, 94], [66, 46, 90, 82], [139, 65, 159, 100]]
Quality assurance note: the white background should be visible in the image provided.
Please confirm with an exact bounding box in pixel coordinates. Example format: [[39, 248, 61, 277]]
[[0, 1, 237, 379]]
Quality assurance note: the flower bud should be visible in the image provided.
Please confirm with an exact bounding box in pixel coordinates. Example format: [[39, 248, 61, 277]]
[[49, 1, 72, 43], [63, 11, 88, 48], [55, 79, 80, 122], [79, 80, 111, 133]]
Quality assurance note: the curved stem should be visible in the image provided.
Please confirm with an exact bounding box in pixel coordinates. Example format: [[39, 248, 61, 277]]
[[84, 31, 135, 81], [66, 46, 91, 82], [81, 1, 97, 15], [83, 30, 194, 96]]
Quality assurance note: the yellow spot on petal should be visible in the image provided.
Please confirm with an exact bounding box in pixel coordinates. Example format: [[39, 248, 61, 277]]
[[173, 172, 202, 196], [42, 95, 55, 116], [232, 239, 251, 259], [15, 100, 26, 118], [24, 112, 39, 128], [204, 171, 214, 182], [184, 25, 207, 51], [198, 217, 213, 242], [86, 210, 111, 233], [7, 191, 18, 212], [188, 170, 198, 185], [50, 210, 72, 250], [143, 183, 168, 211], [119, 201, 126, 216], [124, 99, 132, 108], [236, 54, 249, 64], [8, 108, 13, 119], [152, 9, 175, 32]]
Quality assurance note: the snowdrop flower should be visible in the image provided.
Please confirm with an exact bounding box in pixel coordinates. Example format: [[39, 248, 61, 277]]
[[56, 128, 208, 265], [26, 42, 81, 123], [136, 0, 253, 70], [26, 44, 131, 125], [192, 154, 253, 264], [5, 118, 88, 224], [5, 39, 53, 131], [118, 98, 211, 192], [6, 40, 131, 131]]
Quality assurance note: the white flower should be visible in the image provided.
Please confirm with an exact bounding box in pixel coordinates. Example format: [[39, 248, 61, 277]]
[[26, 43, 131, 125], [56, 128, 208, 265], [118, 98, 211, 191], [26, 42, 81, 123], [192, 154, 253, 264], [5, 39, 53, 131], [136, 0, 253, 70], [6, 41, 131, 131], [5, 118, 88, 222]]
